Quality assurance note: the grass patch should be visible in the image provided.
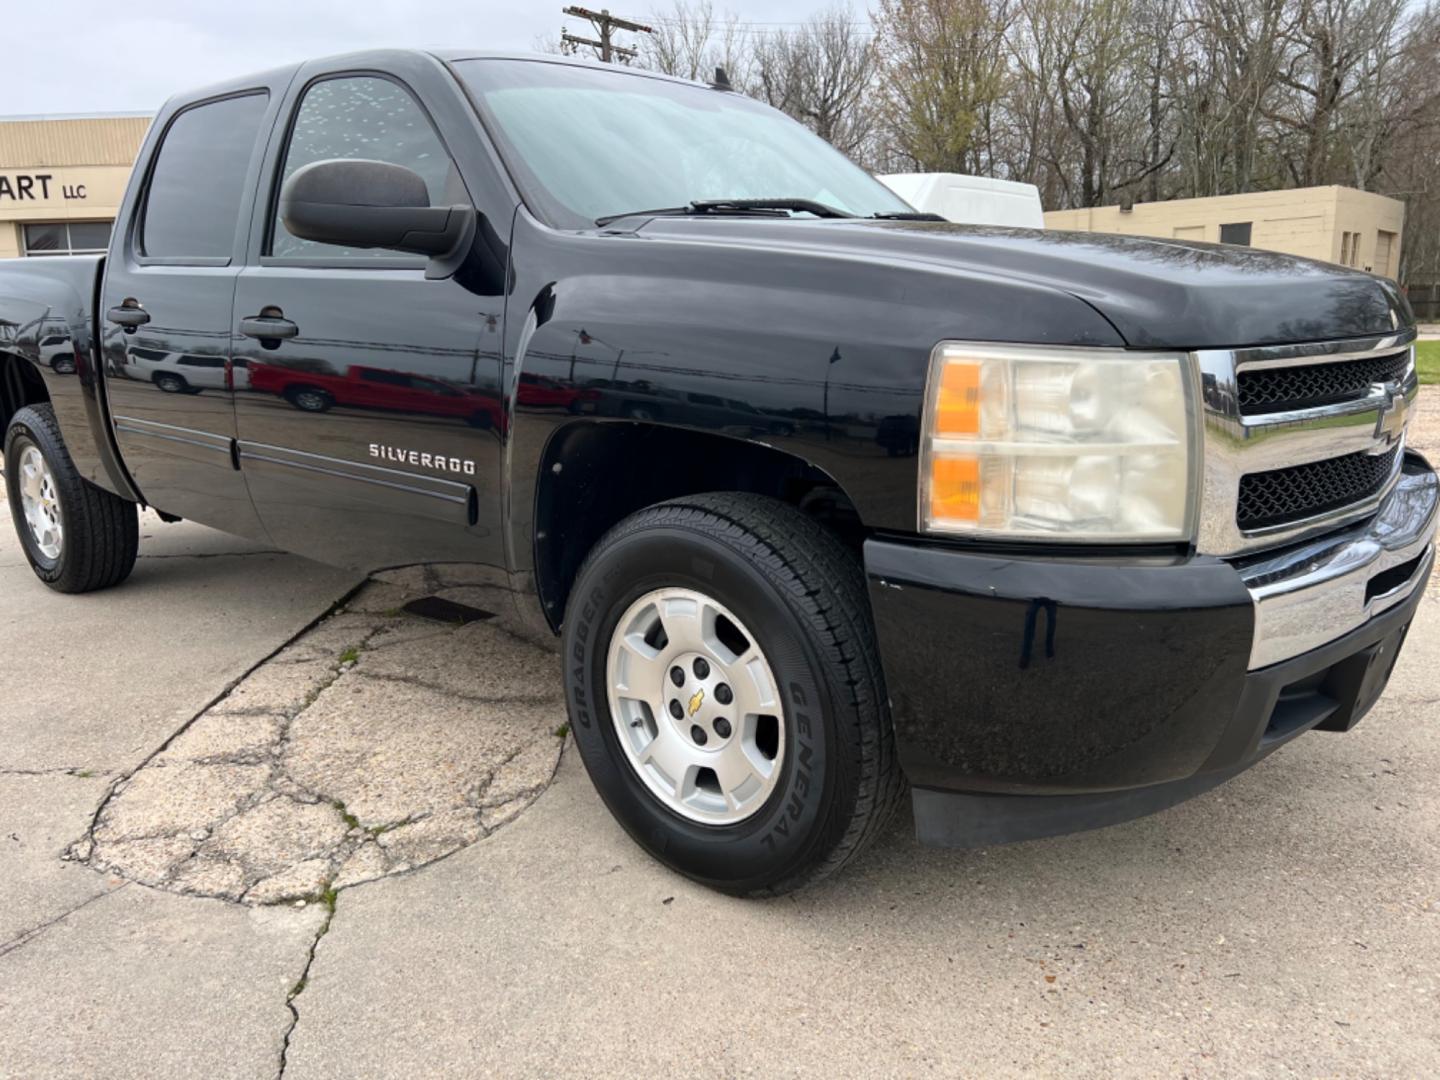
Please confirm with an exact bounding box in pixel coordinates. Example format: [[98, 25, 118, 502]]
[[554, 722, 570, 739], [332, 801, 361, 831], [338, 646, 360, 665], [1416, 340, 1439, 386]]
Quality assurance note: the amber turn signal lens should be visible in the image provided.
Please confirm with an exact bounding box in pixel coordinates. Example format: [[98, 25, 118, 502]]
[[934, 361, 981, 436], [929, 456, 981, 522]]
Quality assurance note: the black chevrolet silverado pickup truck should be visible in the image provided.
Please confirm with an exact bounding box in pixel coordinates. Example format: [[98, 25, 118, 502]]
[[1, 51, 1434, 895]]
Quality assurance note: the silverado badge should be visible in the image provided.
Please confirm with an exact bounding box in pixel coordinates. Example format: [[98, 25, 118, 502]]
[[687, 688, 705, 717]]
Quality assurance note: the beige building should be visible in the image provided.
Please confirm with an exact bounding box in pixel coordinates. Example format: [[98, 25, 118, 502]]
[[0, 114, 151, 260], [1045, 186, 1404, 279]]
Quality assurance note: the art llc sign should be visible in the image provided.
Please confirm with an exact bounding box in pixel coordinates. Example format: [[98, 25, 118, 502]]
[[0, 174, 88, 202]]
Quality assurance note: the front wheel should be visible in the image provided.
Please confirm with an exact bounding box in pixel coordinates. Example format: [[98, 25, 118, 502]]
[[5, 404, 138, 593], [562, 493, 904, 896], [153, 372, 189, 394]]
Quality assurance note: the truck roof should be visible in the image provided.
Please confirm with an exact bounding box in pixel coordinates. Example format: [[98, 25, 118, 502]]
[[162, 49, 712, 114]]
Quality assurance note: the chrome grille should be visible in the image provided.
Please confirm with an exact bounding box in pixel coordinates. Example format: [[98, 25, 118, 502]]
[[1237, 348, 1412, 415], [1195, 331, 1417, 557]]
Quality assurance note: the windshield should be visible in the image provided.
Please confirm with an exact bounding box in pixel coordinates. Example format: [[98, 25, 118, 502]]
[[455, 58, 911, 228]]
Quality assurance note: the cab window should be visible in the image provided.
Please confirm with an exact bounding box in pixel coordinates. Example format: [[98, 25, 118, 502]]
[[271, 76, 461, 261], [141, 93, 269, 260]]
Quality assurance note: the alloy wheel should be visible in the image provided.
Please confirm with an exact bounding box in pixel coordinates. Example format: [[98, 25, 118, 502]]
[[17, 445, 63, 561], [605, 587, 785, 825]]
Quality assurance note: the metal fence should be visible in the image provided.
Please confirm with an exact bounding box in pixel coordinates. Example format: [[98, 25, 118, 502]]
[[1406, 283, 1440, 322]]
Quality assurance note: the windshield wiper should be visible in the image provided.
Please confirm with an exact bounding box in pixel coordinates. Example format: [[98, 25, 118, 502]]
[[689, 198, 856, 219], [595, 204, 789, 227], [870, 210, 947, 221], [595, 198, 859, 228]]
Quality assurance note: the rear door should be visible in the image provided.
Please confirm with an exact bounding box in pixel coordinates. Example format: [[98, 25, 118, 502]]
[[100, 82, 287, 537], [231, 54, 514, 572]]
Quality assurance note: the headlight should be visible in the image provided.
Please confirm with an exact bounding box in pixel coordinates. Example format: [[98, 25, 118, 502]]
[[920, 342, 1198, 541]]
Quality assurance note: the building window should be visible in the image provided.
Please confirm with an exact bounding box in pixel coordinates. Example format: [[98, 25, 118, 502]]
[[1219, 221, 1252, 246], [24, 221, 113, 256], [1340, 231, 1362, 268]]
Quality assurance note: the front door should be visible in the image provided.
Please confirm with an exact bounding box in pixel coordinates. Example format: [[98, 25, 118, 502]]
[[231, 65, 510, 572], [100, 89, 278, 537]]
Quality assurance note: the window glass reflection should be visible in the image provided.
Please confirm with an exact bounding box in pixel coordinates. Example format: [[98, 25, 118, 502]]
[[271, 76, 458, 260]]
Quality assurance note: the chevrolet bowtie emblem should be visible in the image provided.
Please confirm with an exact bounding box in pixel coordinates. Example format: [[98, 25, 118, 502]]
[[687, 688, 705, 717], [1374, 382, 1409, 445]]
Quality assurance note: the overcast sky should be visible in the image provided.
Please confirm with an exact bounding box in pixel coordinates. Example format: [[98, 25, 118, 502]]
[[9, 0, 854, 116]]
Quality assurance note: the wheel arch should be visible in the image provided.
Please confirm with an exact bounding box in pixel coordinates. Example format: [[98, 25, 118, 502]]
[[532, 420, 865, 634], [0, 349, 51, 434]]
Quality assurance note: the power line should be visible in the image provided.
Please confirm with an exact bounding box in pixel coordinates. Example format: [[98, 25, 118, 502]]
[[619, 13, 874, 26], [612, 14, 877, 38], [561, 6, 654, 62]]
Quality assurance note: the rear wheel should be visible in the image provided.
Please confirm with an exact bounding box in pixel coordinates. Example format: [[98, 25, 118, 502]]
[[286, 386, 333, 413], [5, 404, 138, 593], [562, 492, 904, 896]]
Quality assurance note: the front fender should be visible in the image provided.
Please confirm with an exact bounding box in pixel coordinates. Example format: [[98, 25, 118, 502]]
[[500, 212, 1125, 574]]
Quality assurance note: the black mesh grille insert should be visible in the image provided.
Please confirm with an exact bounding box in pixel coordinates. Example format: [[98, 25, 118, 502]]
[[1237, 445, 1400, 531], [1237, 350, 1411, 415]]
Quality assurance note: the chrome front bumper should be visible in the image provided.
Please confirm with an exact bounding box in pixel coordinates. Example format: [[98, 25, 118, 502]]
[[1238, 453, 1437, 669]]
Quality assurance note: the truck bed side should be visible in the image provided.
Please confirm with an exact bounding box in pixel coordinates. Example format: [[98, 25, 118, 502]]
[[0, 254, 137, 500]]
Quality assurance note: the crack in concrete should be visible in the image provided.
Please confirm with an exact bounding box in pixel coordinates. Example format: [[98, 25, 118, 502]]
[[275, 893, 337, 1080], [71, 582, 372, 879], [73, 579, 567, 905], [0, 766, 111, 778], [348, 669, 559, 708], [0, 882, 128, 959], [44, 572, 570, 1072]]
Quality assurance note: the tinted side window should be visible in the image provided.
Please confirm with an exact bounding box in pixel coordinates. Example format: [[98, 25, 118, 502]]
[[142, 93, 269, 259], [271, 76, 459, 260]]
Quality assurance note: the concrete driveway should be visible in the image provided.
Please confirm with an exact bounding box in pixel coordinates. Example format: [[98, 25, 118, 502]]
[[3, 399, 1439, 1077]]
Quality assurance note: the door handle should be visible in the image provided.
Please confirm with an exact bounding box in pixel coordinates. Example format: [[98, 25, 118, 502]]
[[106, 304, 150, 330], [238, 314, 299, 341]]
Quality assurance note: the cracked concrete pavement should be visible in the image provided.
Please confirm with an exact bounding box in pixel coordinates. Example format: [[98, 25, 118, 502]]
[[3, 395, 1440, 1078], [0, 510, 360, 1077], [75, 578, 565, 904]]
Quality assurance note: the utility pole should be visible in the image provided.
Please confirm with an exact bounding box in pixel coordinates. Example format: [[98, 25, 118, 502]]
[[560, 6, 652, 63]]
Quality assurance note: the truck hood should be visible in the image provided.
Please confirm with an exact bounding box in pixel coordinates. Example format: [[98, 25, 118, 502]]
[[633, 218, 1411, 350]]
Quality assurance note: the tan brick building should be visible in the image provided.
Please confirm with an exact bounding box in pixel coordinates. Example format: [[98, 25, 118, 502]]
[[1045, 186, 1404, 279], [0, 114, 151, 260]]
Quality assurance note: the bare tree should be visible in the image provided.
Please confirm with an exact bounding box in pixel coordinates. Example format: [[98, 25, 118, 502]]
[[873, 0, 1014, 174], [751, 7, 880, 157], [638, 1, 755, 84]]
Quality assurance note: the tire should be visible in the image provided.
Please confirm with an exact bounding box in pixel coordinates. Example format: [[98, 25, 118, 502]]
[[562, 492, 904, 896], [153, 372, 188, 394], [4, 404, 138, 593], [286, 387, 333, 413]]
